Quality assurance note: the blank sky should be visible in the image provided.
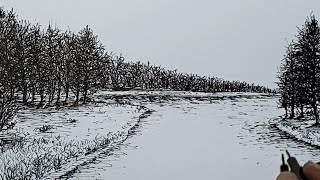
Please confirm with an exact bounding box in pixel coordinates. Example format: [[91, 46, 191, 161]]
[[0, 0, 318, 88]]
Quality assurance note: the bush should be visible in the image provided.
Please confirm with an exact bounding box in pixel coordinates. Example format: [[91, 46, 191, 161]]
[[0, 96, 17, 130]]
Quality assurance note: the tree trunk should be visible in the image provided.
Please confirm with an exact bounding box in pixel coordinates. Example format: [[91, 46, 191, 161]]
[[299, 104, 304, 118], [22, 85, 28, 105], [64, 85, 69, 105], [83, 89, 87, 104], [289, 102, 295, 119], [285, 106, 288, 118], [83, 82, 88, 104], [39, 92, 44, 107], [49, 85, 55, 104], [10, 88, 14, 102], [312, 102, 319, 125], [56, 88, 61, 105], [31, 90, 35, 104], [315, 106, 319, 125], [74, 89, 80, 105]]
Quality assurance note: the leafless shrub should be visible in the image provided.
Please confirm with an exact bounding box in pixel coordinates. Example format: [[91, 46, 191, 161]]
[[35, 125, 54, 133], [66, 118, 77, 123]]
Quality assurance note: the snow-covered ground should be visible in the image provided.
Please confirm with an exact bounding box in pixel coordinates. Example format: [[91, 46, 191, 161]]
[[64, 93, 320, 180], [1, 90, 317, 180]]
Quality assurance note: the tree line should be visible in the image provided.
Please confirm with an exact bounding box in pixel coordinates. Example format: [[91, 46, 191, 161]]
[[278, 15, 320, 125], [0, 7, 273, 109]]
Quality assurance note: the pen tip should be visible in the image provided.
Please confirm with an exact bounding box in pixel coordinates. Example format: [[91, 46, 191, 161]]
[[286, 150, 291, 157]]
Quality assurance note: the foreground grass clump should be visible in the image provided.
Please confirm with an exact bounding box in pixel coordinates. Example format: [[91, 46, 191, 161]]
[[0, 132, 125, 180]]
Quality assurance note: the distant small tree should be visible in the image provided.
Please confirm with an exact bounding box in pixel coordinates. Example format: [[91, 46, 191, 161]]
[[109, 55, 127, 90]]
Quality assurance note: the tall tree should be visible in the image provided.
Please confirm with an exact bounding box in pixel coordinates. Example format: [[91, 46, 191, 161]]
[[278, 15, 320, 124], [77, 26, 105, 103], [296, 15, 320, 124]]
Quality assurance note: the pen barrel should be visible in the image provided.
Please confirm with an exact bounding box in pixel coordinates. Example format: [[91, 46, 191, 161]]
[[287, 157, 302, 180]]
